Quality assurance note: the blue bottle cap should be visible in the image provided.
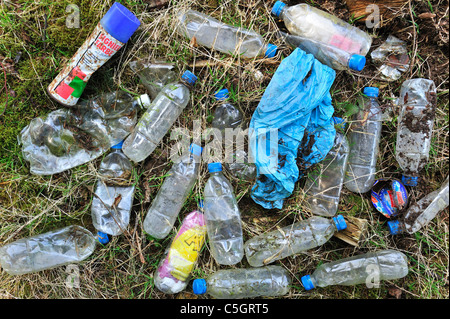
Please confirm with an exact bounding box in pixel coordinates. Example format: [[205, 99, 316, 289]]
[[272, 1, 287, 17], [198, 199, 204, 209], [265, 43, 278, 58], [111, 140, 124, 149], [333, 215, 347, 231], [181, 70, 197, 86], [348, 54, 366, 72], [208, 162, 222, 173], [401, 175, 418, 187], [301, 275, 315, 291], [97, 231, 109, 244], [189, 143, 203, 156], [363, 87, 379, 98], [387, 220, 402, 235], [193, 279, 207, 295], [214, 88, 229, 101], [100, 2, 140, 43], [332, 117, 347, 130]]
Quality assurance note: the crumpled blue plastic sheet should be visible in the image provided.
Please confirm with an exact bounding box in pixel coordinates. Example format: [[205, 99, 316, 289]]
[[248, 48, 337, 209]]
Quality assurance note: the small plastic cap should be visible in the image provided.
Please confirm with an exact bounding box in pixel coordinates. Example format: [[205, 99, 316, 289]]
[[265, 43, 278, 58], [97, 231, 109, 244], [272, 1, 286, 17], [301, 275, 315, 291], [138, 94, 151, 108], [111, 140, 124, 149], [208, 162, 222, 173], [193, 279, 207, 295], [363, 87, 379, 98], [387, 220, 402, 235], [349, 54, 366, 72], [181, 70, 197, 86], [100, 2, 141, 43], [214, 88, 229, 101], [189, 143, 203, 156], [401, 175, 418, 187], [333, 215, 347, 231]]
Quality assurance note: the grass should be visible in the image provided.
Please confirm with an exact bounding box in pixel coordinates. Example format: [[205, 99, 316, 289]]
[[0, 0, 448, 299]]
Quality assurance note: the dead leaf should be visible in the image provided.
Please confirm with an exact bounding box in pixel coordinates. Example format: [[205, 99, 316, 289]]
[[418, 12, 436, 19], [190, 36, 198, 48], [388, 286, 402, 299]]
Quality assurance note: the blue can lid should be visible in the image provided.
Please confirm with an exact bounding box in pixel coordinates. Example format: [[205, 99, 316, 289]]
[[272, 1, 287, 17], [189, 143, 203, 156], [181, 70, 197, 86], [208, 162, 222, 173], [348, 54, 366, 72], [100, 2, 140, 43], [363, 87, 379, 98], [111, 140, 124, 149], [214, 88, 229, 101], [333, 215, 347, 231], [301, 275, 315, 291], [401, 175, 418, 187], [265, 43, 278, 58], [193, 279, 207, 295], [97, 231, 109, 244], [387, 220, 402, 235]]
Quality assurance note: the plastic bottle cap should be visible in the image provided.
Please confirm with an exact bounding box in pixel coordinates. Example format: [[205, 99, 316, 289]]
[[363, 87, 379, 98], [111, 140, 124, 149], [138, 94, 151, 108], [189, 143, 203, 156], [181, 70, 197, 86], [301, 275, 315, 291], [333, 215, 347, 231], [348, 54, 366, 72], [332, 117, 347, 129], [193, 279, 207, 295], [214, 88, 229, 101], [208, 162, 222, 173], [387, 220, 402, 235], [97, 231, 109, 244], [265, 43, 278, 58], [272, 1, 287, 17], [401, 175, 418, 187], [100, 2, 141, 43]]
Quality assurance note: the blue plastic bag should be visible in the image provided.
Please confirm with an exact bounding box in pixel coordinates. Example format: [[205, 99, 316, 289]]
[[248, 48, 336, 209]]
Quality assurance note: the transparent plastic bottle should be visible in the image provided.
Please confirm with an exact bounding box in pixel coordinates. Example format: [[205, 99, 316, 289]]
[[272, 1, 372, 56], [388, 176, 449, 235], [177, 10, 278, 59], [154, 208, 206, 294], [344, 87, 382, 193], [304, 131, 350, 216], [244, 215, 347, 267], [143, 144, 203, 239], [301, 249, 409, 290], [203, 162, 244, 265], [122, 70, 197, 163], [192, 265, 291, 299], [395, 79, 437, 186], [0, 225, 97, 275], [91, 140, 135, 241]]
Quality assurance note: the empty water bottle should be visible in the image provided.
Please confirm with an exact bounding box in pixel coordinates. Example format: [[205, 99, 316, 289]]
[[301, 249, 409, 290], [154, 208, 206, 294], [177, 10, 278, 59], [122, 70, 197, 163], [143, 144, 203, 239], [192, 265, 291, 299], [244, 215, 347, 267], [388, 176, 449, 235], [0, 225, 96, 275], [344, 87, 382, 193], [212, 89, 243, 133], [203, 162, 244, 265], [395, 79, 437, 186]]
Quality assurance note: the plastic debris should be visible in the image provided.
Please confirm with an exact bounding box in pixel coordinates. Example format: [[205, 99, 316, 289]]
[[371, 178, 409, 218], [371, 35, 410, 82]]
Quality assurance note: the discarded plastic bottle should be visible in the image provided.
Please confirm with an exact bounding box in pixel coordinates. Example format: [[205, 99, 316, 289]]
[[304, 131, 350, 216], [344, 87, 382, 193], [47, 2, 140, 106], [301, 249, 409, 290], [244, 215, 347, 267], [395, 79, 437, 186], [212, 89, 243, 133], [177, 10, 278, 59], [272, 1, 372, 56], [154, 208, 207, 294], [91, 141, 135, 240], [193, 265, 291, 299], [388, 176, 449, 235], [122, 70, 197, 163], [203, 162, 244, 265], [143, 144, 203, 239], [0, 226, 96, 275]]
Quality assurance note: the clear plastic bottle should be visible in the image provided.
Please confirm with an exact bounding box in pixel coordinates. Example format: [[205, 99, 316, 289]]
[[244, 215, 347, 267], [304, 131, 350, 216], [0, 225, 97, 275], [301, 249, 409, 290], [176, 10, 278, 59], [272, 1, 372, 56], [211, 89, 243, 134], [122, 70, 197, 163], [388, 176, 449, 235], [395, 79, 437, 186], [344, 87, 382, 193], [143, 144, 203, 239], [91, 140, 135, 240], [154, 208, 206, 294], [203, 162, 244, 265], [192, 265, 291, 299]]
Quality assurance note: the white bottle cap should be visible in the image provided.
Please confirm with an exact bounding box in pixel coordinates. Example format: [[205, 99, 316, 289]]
[[138, 94, 151, 108]]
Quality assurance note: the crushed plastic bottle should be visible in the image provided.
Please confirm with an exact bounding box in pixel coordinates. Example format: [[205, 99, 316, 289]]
[[301, 250, 409, 290], [244, 215, 347, 267], [122, 70, 197, 163], [211, 89, 243, 133], [47, 2, 140, 106], [371, 35, 410, 82], [91, 141, 135, 240], [344, 87, 382, 193], [0, 225, 96, 275], [272, 1, 372, 56], [388, 176, 449, 235], [143, 144, 203, 239], [192, 265, 291, 299], [203, 162, 244, 265], [154, 208, 206, 294], [176, 10, 278, 59], [395, 79, 437, 186], [19, 91, 150, 175]]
